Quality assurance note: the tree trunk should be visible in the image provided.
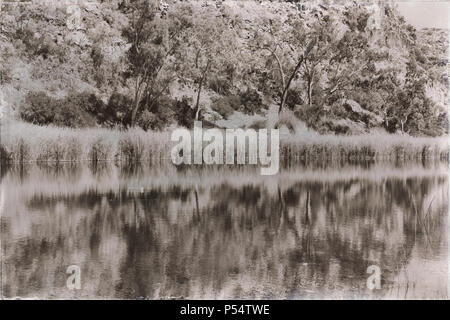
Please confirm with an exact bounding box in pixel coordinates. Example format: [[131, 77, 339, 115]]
[[307, 77, 313, 106], [278, 55, 304, 113], [195, 62, 211, 121], [400, 114, 409, 133], [383, 107, 388, 128], [271, 39, 315, 113], [131, 77, 142, 127], [279, 90, 288, 114], [195, 77, 204, 121], [131, 96, 139, 127]]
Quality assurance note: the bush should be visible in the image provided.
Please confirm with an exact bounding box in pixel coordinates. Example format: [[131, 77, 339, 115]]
[[91, 45, 104, 69], [105, 92, 133, 127], [15, 28, 38, 54], [136, 95, 184, 131], [151, 96, 175, 126], [20, 91, 98, 128], [137, 110, 160, 131], [208, 76, 231, 95], [16, 28, 58, 59], [294, 104, 324, 130], [78, 93, 107, 119], [247, 119, 267, 130], [172, 96, 195, 128], [211, 95, 240, 118], [62, 92, 102, 127], [53, 105, 96, 128], [20, 92, 56, 125], [0, 64, 12, 85], [322, 121, 350, 135], [239, 89, 265, 114], [105, 94, 193, 130], [285, 89, 303, 110]]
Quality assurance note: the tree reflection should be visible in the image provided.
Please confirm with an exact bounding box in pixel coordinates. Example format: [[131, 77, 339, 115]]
[[1, 165, 447, 299]]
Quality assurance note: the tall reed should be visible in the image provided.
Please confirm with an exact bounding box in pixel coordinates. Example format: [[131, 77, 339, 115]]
[[0, 120, 448, 164]]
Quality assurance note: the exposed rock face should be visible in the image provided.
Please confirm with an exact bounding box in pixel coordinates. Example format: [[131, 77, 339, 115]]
[[342, 99, 383, 127]]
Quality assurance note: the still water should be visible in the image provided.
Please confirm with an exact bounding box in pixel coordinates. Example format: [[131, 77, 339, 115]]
[[1, 162, 448, 299]]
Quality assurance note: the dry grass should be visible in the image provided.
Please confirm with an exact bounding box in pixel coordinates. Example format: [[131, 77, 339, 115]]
[[0, 120, 448, 163], [0, 120, 171, 163], [280, 131, 449, 162]]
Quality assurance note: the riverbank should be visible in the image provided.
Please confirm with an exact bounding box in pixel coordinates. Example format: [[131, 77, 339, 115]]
[[1, 120, 448, 164]]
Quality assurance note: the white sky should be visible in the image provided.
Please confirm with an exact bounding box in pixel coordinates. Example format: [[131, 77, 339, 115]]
[[395, 1, 449, 29]]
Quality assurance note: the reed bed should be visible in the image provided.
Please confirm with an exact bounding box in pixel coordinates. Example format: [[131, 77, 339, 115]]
[[280, 131, 449, 162], [0, 120, 448, 163], [0, 120, 172, 164]]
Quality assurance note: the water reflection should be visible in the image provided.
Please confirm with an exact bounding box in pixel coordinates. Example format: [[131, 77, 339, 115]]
[[1, 163, 448, 299]]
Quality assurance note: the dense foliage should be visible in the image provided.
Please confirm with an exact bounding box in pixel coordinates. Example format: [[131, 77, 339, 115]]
[[0, 0, 447, 135]]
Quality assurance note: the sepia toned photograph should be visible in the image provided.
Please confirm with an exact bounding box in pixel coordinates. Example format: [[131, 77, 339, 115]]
[[0, 0, 448, 303]]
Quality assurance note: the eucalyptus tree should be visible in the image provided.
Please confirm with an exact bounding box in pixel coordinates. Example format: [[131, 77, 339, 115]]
[[179, 4, 238, 121], [251, 14, 315, 113], [252, 7, 380, 114], [123, 0, 192, 127]]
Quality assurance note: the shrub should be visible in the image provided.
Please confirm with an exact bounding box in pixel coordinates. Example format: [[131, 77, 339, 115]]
[[91, 45, 104, 69], [16, 28, 58, 59], [53, 105, 96, 128], [105, 92, 133, 127], [56, 92, 98, 127], [285, 89, 303, 111], [135, 95, 185, 131], [15, 28, 38, 54], [0, 63, 12, 85], [322, 121, 350, 135], [62, 91, 108, 125], [248, 119, 267, 130], [239, 89, 265, 114], [137, 110, 160, 131], [384, 118, 399, 134], [20, 91, 98, 128], [208, 76, 231, 95], [20, 92, 55, 125], [294, 104, 324, 130], [79, 93, 107, 119], [172, 96, 195, 128], [151, 96, 175, 126], [212, 102, 234, 118], [21, 90, 193, 131], [211, 95, 239, 118]]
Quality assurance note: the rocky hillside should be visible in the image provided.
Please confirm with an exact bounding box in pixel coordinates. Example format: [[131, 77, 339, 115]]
[[0, 0, 448, 136]]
